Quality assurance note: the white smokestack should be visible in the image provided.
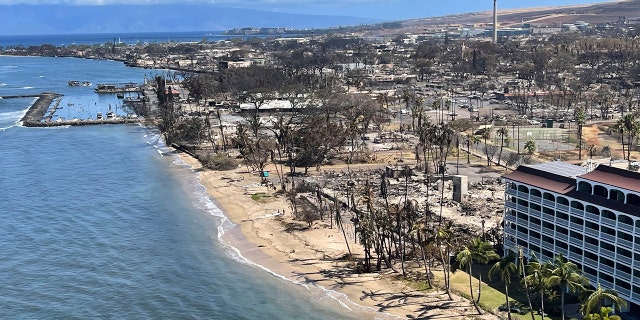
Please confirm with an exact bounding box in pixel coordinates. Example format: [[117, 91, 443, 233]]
[[493, 0, 498, 43]]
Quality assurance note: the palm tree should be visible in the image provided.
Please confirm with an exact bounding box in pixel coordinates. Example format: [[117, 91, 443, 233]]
[[497, 127, 509, 166], [524, 139, 536, 155], [581, 284, 627, 317], [547, 254, 589, 320], [489, 252, 518, 320], [435, 221, 454, 300], [465, 133, 480, 164], [525, 253, 551, 320], [456, 238, 500, 314]]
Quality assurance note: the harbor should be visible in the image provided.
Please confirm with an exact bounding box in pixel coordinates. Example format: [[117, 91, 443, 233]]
[[9, 92, 143, 127]]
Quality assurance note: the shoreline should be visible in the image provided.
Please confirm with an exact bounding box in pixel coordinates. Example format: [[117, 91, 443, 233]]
[[174, 150, 498, 320]]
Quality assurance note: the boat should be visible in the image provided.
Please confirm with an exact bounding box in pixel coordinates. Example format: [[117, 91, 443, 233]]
[[68, 80, 92, 87], [106, 111, 115, 119], [116, 93, 124, 99], [94, 82, 139, 93], [96, 112, 103, 120]]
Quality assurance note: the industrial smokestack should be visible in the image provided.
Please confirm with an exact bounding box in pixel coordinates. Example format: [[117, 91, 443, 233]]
[[493, 0, 498, 43]]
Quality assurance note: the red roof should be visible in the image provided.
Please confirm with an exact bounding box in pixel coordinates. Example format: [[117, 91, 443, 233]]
[[504, 169, 576, 194], [579, 165, 640, 193]]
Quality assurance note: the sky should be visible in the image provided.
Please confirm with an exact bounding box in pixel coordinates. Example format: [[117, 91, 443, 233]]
[[0, 0, 619, 21]]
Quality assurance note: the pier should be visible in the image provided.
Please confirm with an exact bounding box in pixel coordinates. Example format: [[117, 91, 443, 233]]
[[10, 92, 142, 127]]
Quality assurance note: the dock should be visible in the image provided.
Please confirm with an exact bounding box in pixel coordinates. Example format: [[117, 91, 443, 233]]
[[12, 92, 142, 127]]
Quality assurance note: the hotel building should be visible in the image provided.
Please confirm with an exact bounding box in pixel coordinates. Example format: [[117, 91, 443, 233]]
[[503, 162, 640, 310]]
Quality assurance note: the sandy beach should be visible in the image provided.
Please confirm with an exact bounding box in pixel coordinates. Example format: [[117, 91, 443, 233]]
[[176, 151, 501, 320]]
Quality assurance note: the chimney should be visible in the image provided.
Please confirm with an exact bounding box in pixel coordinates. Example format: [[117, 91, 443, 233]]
[[493, 0, 498, 43]]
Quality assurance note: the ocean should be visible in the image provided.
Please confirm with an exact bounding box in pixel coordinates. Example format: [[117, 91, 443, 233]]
[[0, 56, 380, 319], [0, 31, 274, 48]]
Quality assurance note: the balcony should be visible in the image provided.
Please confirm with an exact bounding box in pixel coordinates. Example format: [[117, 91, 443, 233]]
[[556, 219, 569, 227], [601, 217, 616, 228], [569, 237, 583, 247], [600, 247, 615, 259], [529, 195, 541, 204], [584, 212, 599, 222], [504, 214, 516, 223], [618, 254, 632, 266], [570, 207, 584, 216], [505, 201, 516, 209], [541, 228, 554, 237], [516, 231, 528, 240], [556, 247, 568, 256], [614, 286, 631, 300], [600, 280, 614, 291], [568, 223, 583, 232], [541, 241, 554, 252], [556, 203, 569, 212], [542, 199, 554, 207], [618, 238, 633, 249], [542, 213, 554, 222], [528, 209, 541, 219], [600, 264, 615, 275], [517, 204, 529, 212], [600, 232, 615, 243], [517, 191, 529, 199], [584, 242, 599, 254], [616, 269, 632, 282], [618, 222, 633, 233], [583, 256, 598, 269], [584, 228, 599, 237], [506, 188, 517, 196]]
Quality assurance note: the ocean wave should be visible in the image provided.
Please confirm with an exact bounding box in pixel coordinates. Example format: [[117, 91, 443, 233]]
[[21, 86, 35, 89]]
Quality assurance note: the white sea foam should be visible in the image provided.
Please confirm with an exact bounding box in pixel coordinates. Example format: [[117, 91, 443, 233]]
[[21, 86, 34, 89]]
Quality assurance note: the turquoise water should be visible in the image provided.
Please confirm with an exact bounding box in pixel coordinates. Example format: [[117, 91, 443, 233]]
[[0, 56, 379, 319]]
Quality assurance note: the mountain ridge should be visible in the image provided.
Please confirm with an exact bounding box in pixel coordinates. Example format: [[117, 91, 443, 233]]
[[0, 4, 378, 35]]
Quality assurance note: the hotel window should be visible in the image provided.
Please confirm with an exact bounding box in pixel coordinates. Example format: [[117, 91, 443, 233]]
[[628, 193, 640, 206], [584, 265, 597, 277], [619, 214, 634, 227], [530, 230, 540, 239], [570, 231, 583, 241], [634, 235, 640, 246], [517, 198, 529, 207], [557, 196, 569, 206], [529, 244, 540, 253], [594, 185, 607, 198], [543, 192, 555, 202], [518, 185, 529, 193], [542, 235, 554, 245], [619, 231, 633, 243], [617, 263, 632, 275], [601, 225, 615, 237], [569, 245, 582, 255], [600, 272, 614, 284], [556, 226, 568, 235], [530, 217, 541, 226], [601, 242, 615, 255], [586, 205, 599, 215], [530, 189, 542, 198], [578, 181, 592, 193], [542, 221, 554, 231], [556, 211, 569, 221], [585, 221, 599, 232], [569, 216, 583, 226], [556, 240, 568, 250], [517, 211, 528, 220], [602, 210, 616, 221], [570, 201, 584, 211], [530, 203, 541, 212], [609, 189, 625, 203], [517, 239, 528, 247], [618, 247, 632, 259], [585, 251, 599, 262], [633, 286, 640, 295], [584, 235, 598, 246], [615, 278, 631, 290]]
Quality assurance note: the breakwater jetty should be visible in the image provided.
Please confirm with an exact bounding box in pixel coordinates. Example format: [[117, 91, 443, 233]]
[[11, 92, 142, 127]]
